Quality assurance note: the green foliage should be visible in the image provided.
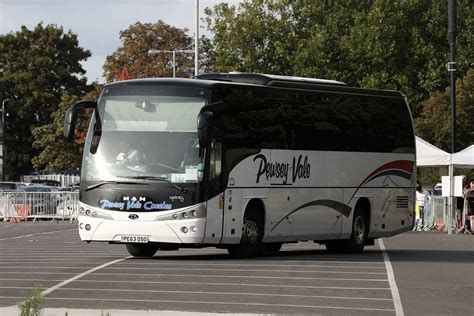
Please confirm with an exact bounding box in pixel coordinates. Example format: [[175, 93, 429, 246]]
[[0, 23, 91, 179], [203, 0, 473, 116], [415, 68, 474, 152], [31, 86, 100, 171], [103, 20, 194, 81], [19, 283, 43, 316], [100, 301, 110, 316], [417, 167, 443, 188]]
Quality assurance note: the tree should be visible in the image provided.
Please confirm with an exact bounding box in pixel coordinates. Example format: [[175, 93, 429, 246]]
[[0, 23, 91, 180], [203, 0, 473, 116], [103, 21, 194, 81], [415, 69, 474, 186], [415, 68, 474, 153], [31, 86, 101, 171]]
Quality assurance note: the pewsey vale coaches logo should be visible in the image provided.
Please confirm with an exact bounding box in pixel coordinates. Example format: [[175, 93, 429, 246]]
[[99, 196, 172, 211], [253, 154, 310, 185]]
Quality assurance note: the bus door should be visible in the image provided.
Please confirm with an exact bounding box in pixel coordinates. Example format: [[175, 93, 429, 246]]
[[203, 141, 224, 243]]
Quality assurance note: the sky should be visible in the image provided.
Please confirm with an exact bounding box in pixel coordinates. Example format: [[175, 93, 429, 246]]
[[0, 0, 241, 83]]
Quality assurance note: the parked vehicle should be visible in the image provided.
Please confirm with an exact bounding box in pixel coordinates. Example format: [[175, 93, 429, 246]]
[[0, 182, 26, 191], [30, 179, 62, 187]]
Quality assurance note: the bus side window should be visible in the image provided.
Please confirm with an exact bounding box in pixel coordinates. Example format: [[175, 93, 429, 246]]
[[209, 141, 222, 193]]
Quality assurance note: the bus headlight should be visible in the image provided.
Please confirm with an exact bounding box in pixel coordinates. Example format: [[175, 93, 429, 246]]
[[154, 204, 206, 221]]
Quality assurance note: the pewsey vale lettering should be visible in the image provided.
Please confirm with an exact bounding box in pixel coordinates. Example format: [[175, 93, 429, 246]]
[[254, 154, 310, 184]]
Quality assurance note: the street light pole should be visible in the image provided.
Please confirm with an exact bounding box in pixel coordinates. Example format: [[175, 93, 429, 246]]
[[148, 49, 194, 78], [1, 98, 10, 181], [195, 0, 199, 76], [447, 0, 457, 234], [172, 50, 176, 78]]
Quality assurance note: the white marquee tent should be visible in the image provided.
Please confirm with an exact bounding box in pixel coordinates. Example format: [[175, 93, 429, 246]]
[[415, 136, 451, 167], [451, 145, 474, 168], [416, 136, 474, 168]]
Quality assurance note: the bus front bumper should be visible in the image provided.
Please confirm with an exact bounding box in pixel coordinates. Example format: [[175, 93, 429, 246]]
[[78, 215, 206, 244]]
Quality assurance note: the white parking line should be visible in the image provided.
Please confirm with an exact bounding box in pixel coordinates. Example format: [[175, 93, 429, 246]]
[[0, 254, 127, 258], [0, 296, 396, 312], [114, 261, 387, 269], [0, 271, 389, 282], [49, 272, 391, 282], [0, 259, 387, 269], [0, 278, 392, 291], [239, 259, 386, 265], [41, 256, 130, 297], [2, 266, 387, 275], [0, 228, 78, 241], [378, 238, 404, 316], [55, 287, 396, 301]]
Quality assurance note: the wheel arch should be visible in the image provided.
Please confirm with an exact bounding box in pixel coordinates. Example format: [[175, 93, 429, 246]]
[[243, 198, 266, 225], [354, 197, 371, 229]]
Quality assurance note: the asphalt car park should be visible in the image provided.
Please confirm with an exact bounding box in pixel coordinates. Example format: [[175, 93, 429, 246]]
[[0, 222, 472, 315]]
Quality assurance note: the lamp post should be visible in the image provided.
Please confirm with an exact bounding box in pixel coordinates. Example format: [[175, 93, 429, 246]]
[[447, 0, 457, 234], [1, 98, 9, 181], [195, 0, 199, 76], [148, 49, 195, 78]]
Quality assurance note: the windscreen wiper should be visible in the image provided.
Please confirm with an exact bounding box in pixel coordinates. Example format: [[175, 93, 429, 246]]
[[85, 180, 148, 192], [117, 176, 187, 193]]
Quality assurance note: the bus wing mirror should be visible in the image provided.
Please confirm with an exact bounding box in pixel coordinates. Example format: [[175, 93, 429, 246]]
[[63, 100, 97, 141], [197, 111, 213, 148]]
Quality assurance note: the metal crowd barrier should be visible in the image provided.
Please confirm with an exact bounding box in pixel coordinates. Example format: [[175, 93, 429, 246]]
[[0, 191, 79, 222], [420, 196, 450, 231]]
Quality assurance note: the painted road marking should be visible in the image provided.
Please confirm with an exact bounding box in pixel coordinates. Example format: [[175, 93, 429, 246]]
[[379, 238, 404, 316], [0, 228, 78, 241], [41, 256, 130, 296]]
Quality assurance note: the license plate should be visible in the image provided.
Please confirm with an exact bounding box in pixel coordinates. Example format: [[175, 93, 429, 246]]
[[120, 235, 148, 243]]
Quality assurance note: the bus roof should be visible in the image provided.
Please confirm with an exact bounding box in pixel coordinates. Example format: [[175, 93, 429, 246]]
[[196, 72, 347, 86], [103, 74, 404, 98]]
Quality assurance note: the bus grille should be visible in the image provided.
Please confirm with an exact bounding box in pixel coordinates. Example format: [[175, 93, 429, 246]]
[[396, 196, 409, 208]]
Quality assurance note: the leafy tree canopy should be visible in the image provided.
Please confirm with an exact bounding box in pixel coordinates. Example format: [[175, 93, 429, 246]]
[[415, 68, 474, 153], [32, 86, 101, 171], [103, 20, 194, 81], [204, 0, 473, 116], [0, 23, 91, 180]]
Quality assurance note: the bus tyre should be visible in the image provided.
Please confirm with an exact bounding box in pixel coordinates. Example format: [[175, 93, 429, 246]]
[[325, 210, 368, 253], [227, 216, 263, 258], [345, 210, 368, 253], [125, 244, 159, 257]]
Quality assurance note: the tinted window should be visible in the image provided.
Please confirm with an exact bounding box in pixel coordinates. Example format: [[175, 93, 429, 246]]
[[208, 85, 414, 153], [292, 93, 415, 153], [209, 86, 290, 150]]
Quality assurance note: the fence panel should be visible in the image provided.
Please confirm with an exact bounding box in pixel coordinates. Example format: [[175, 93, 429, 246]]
[[0, 191, 79, 221], [424, 196, 447, 231]]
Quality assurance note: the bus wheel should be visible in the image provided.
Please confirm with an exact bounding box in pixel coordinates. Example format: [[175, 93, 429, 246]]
[[325, 209, 368, 253], [126, 244, 159, 257], [227, 215, 263, 258], [345, 209, 368, 253]]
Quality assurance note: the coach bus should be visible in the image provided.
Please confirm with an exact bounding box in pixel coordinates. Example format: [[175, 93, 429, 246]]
[[64, 73, 416, 258]]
